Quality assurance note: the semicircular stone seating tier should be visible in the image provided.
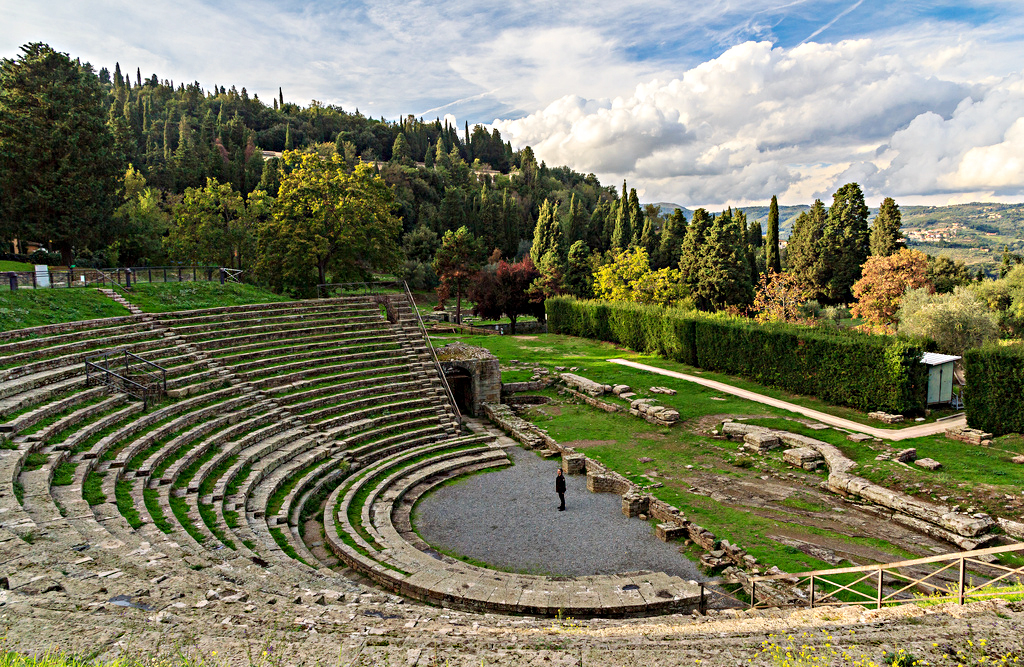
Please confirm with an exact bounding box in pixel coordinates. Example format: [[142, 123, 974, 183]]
[[0, 292, 699, 617]]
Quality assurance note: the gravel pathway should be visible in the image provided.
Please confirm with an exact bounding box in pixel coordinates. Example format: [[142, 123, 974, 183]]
[[413, 446, 707, 580]]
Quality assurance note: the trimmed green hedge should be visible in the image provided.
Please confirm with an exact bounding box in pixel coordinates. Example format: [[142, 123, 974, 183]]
[[546, 297, 927, 414], [964, 344, 1024, 436]]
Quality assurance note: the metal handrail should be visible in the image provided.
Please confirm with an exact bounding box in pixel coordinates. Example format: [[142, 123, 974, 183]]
[[400, 280, 462, 425], [699, 541, 1024, 613], [317, 281, 462, 425], [85, 349, 168, 408]]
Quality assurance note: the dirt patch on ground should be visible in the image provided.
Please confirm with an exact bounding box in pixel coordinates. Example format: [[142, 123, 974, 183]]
[[514, 335, 539, 340], [564, 439, 617, 449], [636, 432, 669, 441]]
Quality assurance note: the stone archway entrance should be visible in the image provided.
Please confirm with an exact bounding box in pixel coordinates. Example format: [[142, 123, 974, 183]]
[[446, 368, 473, 416]]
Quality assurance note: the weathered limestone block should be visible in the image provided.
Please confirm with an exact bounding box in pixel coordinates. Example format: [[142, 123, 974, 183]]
[[687, 524, 719, 551], [776, 432, 856, 474], [562, 453, 586, 475], [621, 491, 649, 518], [998, 517, 1024, 539], [650, 386, 677, 395], [895, 448, 917, 463], [655, 522, 688, 542], [743, 432, 781, 453], [869, 411, 905, 424], [612, 384, 631, 395], [846, 433, 873, 443], [828, 470, 994, 537], [559, 373, 607, 397], [783, 447, 823, 470], [483, 403, 544, 449], [722, 422, 771, 441], [945, 426, 994, 445], [915, 458, 942, 470], [1013, 455, 1024, 465]]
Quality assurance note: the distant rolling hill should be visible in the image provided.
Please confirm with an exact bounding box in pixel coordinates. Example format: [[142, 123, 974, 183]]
[[651, 201, 1024, 272]]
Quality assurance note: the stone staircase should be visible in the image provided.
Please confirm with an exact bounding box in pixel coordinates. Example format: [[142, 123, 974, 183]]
[[98, 288, 144, 315]]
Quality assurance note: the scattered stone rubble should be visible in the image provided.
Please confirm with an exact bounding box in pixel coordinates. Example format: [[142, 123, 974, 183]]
[[945, 426, 994, 446], [915, 458, 943, 471], [650, 386, 677, 395], [720, 420, 995, 549], [868, 411, 905, 424], [559, 373, 609, 397], [630, 398, 680, 427]]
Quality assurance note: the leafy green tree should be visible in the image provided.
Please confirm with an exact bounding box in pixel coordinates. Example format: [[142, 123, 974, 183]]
[[927, 255, 971, 294], [530, 199, 562, 262], [433, 225, 483, 324], [257, 153, 401, 293], [787, 200, 829, 300], [765, 195, 781, 274], [753, 271, 808, 324], [166, 178, 254, 270], [899, 286, 999, 356], [0, 43, 124, 265], [562, 240, 594, 299], [111, 166, 170, 266], [528, 249, 565, 309], [820, 183, 870, 303], [593, 247, 686, 307], [1000, 246, 1023, 278], [655, 208, 687, 270], [869, 197, 904, 257]]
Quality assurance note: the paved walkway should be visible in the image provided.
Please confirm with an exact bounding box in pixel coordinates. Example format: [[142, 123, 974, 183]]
[[413, 446, 706, 580], [608, 358, 966, 442]]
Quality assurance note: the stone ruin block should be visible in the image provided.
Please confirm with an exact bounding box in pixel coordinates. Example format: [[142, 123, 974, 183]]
[[629, 399, 680, 426], [650, 386, 677, 395], [782, 447, 823, 470], [895, 448, 917, 463], [722, 422, 772, 441], [743, 432, 781, 453], [612, 384, 631, 395], [846, 433, 873, 443], [915, 457, 942, 471], [869, 411, 905, 424], [621, 491, 649, 518], [687, 524, 719, 551], [562, 453, 586, 475], [655, 522, 688, 542], [1013, 455, 1024, 465], [945, 426, 993, 446], [559, 373, 607, 397]]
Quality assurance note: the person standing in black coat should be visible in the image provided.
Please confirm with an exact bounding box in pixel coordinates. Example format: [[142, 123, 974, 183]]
[[556, 468, 566, 511]]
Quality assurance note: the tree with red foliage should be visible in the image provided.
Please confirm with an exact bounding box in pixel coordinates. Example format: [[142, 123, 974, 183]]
[[470, 256, 542, 334], [851, 248, 932, 326]]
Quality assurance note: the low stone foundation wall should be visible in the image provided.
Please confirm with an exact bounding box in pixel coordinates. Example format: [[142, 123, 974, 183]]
[[562, 386, 620, 413], [946, 426, 994, 446], [722, 420, 995, 546], [501, 378, 553, 395]]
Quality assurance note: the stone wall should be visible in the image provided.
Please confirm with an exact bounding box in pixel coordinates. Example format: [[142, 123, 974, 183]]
[[436, 342, 501, 417]]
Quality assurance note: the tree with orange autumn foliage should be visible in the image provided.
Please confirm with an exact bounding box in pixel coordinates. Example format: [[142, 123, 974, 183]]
[[851, 249, 932, 326]]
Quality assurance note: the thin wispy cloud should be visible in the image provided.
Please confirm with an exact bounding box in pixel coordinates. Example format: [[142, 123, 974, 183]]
[[801, 0, 865, 44]]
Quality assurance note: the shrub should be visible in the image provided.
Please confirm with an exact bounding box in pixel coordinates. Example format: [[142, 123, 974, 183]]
[[547, 296, 927, 413], [964, 344, 1024, 435]]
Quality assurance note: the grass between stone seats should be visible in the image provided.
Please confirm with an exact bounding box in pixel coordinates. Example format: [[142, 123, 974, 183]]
[[0, 289, 129, 331], [122, 282, 289, 313]]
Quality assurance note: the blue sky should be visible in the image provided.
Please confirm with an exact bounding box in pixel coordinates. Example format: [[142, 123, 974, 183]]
[[3, 1, 1024, 207]]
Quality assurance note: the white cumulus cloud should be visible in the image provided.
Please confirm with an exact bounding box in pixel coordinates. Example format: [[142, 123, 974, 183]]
[[493, 39, 1024, 207]]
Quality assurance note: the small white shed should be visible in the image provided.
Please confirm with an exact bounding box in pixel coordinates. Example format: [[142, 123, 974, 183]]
[[920, 352, 961, 405]]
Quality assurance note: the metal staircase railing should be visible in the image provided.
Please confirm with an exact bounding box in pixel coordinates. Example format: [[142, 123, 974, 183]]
[[85, 350, 167, 409]]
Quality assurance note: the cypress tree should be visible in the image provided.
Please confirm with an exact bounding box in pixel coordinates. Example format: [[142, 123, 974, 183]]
[[679, 208, 711, 289], [628, 188, 642, 246], [279, 87, 284, 107], [284, 124, 293, 150], [821, 182, 870, 303], [655, 208, 687, 269], [787, 199, 828, 299], [869, 197, 904, 257], [639, 215, 656, 257], [766, 195, 781, 273], [531, 199, 562, 261], [611, 182, 631, 251]]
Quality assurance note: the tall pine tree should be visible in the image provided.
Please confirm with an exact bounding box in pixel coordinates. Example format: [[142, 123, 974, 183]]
[[787, 199, 828, 300], [610, 181, 631, 251], [821, 182, 870, 303], [655, 208, 687, 269], [530, 199, 562, 262]]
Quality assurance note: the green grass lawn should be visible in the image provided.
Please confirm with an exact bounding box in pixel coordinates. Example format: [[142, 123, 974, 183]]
[[0, 289, 129, 331], [0, 260, 34, 271], [123, 282, 290, 312], [437, 331, 1024, 569]]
